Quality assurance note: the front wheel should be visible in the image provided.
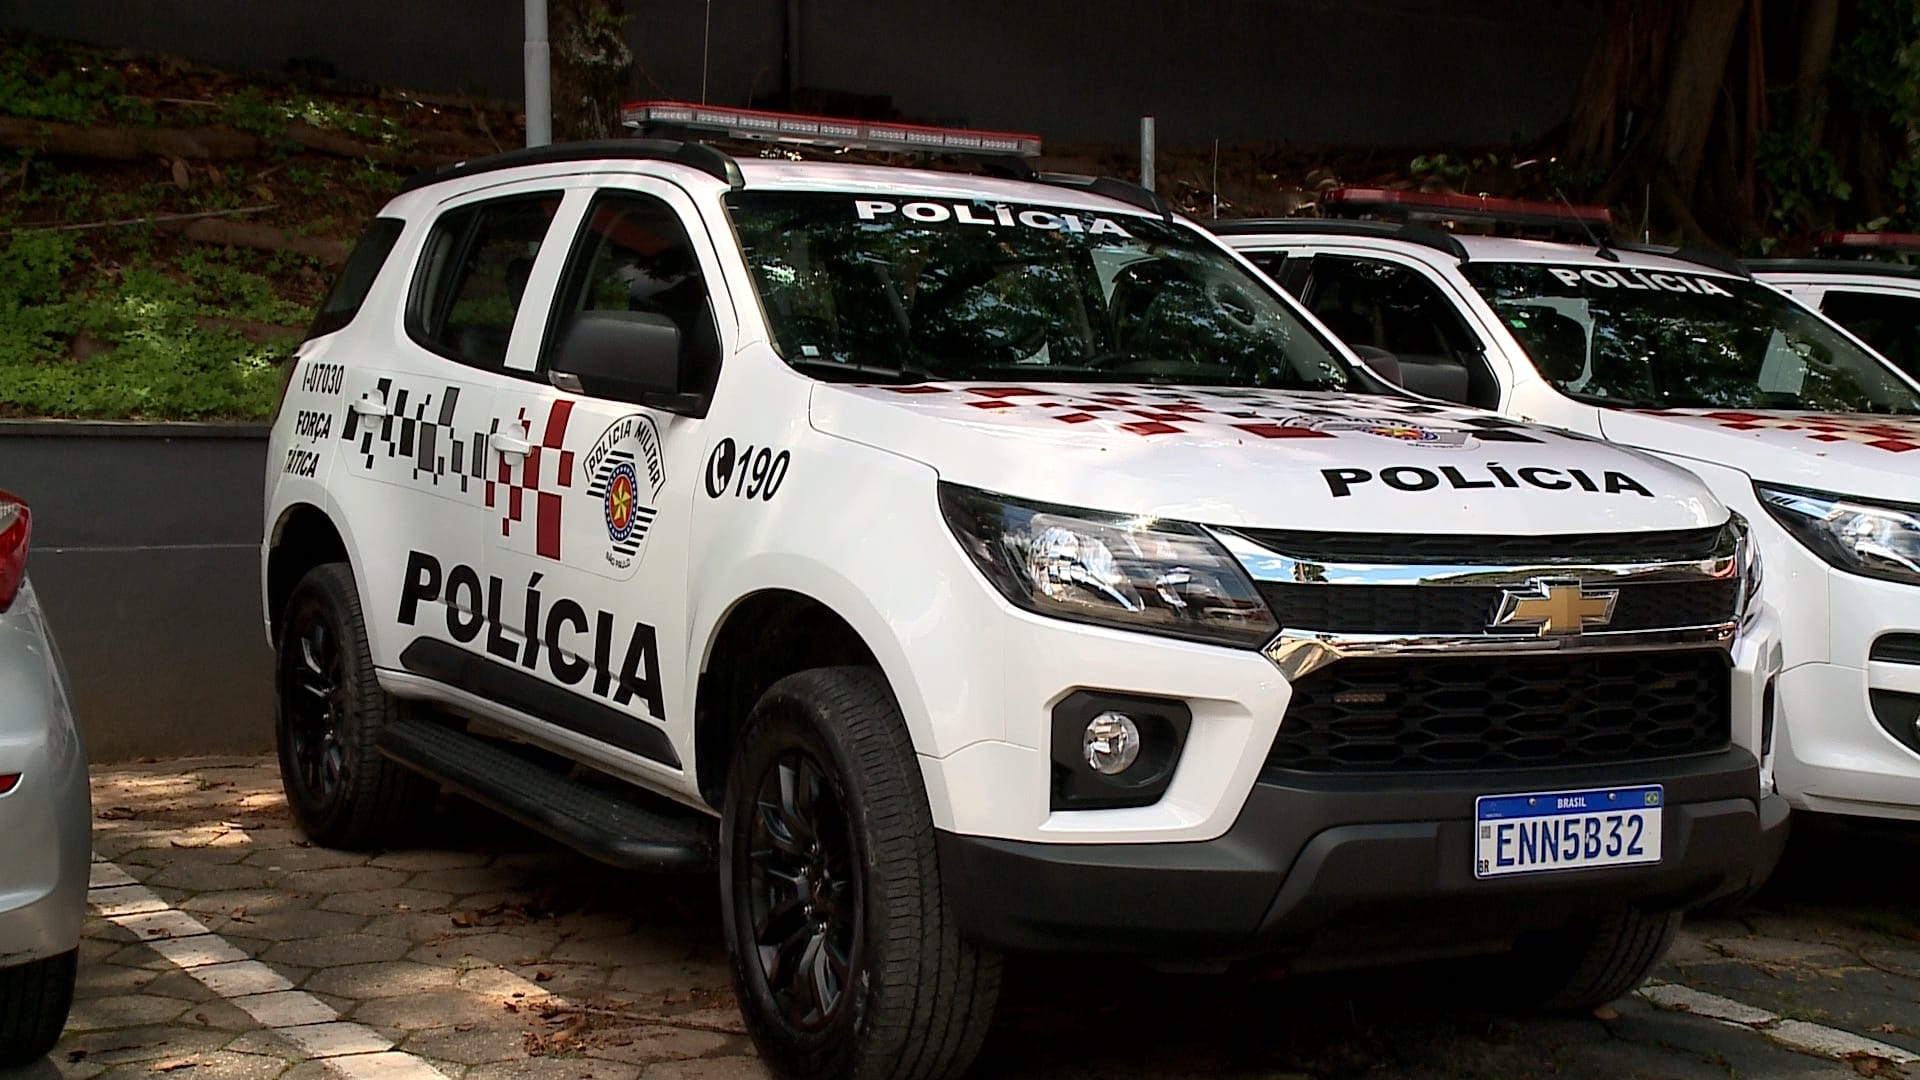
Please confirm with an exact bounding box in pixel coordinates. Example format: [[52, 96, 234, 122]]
[[720, 667, 1002, 1080], [1504, 908, 1681, 1012]]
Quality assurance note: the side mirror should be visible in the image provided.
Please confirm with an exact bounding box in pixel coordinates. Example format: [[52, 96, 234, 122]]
[[1349, 344, 1404, 388], [550, 311, 706, 414]]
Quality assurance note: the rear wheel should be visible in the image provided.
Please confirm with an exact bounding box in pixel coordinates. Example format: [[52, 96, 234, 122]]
[[1505, 908, 1681, 1011], [0, 950, 76, 1066], [275, 562, 435, 849], [720, 667, 1001, 1080]]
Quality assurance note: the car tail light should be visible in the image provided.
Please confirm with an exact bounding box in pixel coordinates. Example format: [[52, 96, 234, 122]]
[[0, 774, 17, 796], [0, 492, 29, 614]]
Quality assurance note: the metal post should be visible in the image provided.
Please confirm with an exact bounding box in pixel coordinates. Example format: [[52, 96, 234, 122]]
[[1139, 116, 1156, 192], [524, 0, 551, 147]]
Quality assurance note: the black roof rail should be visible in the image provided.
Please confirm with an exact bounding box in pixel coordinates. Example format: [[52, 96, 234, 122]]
[[1203, 218, 1471, 263], [396, 139, 743, 195], [1610, 242, 1750, 279], [1028, 171, 1172, 219], [1743, 258, 1920, 280]]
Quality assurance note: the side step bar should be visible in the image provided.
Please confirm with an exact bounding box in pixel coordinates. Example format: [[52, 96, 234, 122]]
[[378, 715, 716, 873]]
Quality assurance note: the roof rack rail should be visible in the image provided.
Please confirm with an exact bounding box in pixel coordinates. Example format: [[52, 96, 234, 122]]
[[1611, 242, 1751, 279], [396, 139, 742, 195], [1204, 218, 1471, 262], [1744, 257, 1920, 279]]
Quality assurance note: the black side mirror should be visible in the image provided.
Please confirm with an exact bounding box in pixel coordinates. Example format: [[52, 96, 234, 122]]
[[550, 311, 707, 415]]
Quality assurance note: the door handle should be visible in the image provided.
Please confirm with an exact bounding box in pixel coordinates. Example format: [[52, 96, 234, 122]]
[[489, 431, 531, 458], [350, 395, 389, 418]]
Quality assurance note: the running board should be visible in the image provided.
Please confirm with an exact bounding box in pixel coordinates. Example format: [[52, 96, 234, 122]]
[[378, 715, 716, 873]]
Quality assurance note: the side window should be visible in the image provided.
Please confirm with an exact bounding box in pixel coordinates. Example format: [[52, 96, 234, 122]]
[[408, 194, 562, 372], [1305, 255, 1496, 407], [1821, 289, 1920, 377], [545, 192, 723, 395], [309, 217, 404, 339]]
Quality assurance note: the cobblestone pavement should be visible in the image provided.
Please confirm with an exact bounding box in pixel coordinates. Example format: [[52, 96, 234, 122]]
[[7, 757, 1919, 1080]]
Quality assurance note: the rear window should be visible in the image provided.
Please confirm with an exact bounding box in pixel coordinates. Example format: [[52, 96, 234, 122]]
[[308, 217, 405, 339]]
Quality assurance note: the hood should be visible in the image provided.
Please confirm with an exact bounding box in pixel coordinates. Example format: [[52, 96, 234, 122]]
[[810, 383, 1726, 534], [1599, 408, 1920, 505]]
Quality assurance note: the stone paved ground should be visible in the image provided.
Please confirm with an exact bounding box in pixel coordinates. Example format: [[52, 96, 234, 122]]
[[5, 757, 1917, 1080]]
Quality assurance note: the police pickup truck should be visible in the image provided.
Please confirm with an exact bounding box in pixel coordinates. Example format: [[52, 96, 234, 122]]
[[1215, 187, 1920, 828], [1750, 231, 1920, 379], [265, 111, 1785, 1080]]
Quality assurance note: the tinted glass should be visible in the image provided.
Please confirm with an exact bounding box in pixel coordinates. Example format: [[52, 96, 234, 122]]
[[408, 195, 560, 371], [1306, 255, 1492, 406], [546, 193, 721, 393], [1464, 262, 1920, 413], [309, 217, 403, 338], [1821, 289, 1920, 378], [724, 191, 1353, 390]]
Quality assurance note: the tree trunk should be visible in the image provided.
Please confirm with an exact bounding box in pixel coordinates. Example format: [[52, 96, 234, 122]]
[[1792, 0, 1841, 144], [1648, 0, 1748, 201], [550, 0, 633, 142], [1566, 0, 1676, 172]]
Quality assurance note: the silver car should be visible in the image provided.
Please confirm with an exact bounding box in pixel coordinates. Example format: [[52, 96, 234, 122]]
[[0, 493, 88, 1066]]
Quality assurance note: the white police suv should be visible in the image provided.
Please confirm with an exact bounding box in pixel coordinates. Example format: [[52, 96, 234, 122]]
[[1750, 232, 1920, 379], [265, 111, 1787, 1080], [1215, 188, 1920, 826]]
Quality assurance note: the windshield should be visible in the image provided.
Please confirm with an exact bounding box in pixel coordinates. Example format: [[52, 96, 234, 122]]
[[725, 191, 1353, 390], [1463, 261, 1920, 414]]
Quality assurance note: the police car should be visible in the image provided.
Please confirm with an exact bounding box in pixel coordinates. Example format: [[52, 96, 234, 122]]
[[1750, 232, 1920, 378], [265, 109, 1786, 1080], [1214, 188, 1920, 827]]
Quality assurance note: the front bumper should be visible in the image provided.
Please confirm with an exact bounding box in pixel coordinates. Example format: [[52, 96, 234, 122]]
[[939, 749, 1787, 970]]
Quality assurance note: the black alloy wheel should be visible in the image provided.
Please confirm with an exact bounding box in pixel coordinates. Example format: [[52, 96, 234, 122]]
[[744, 747, 862, 1031], [273, 562, 435, 849], [282, 608, 349, 809]]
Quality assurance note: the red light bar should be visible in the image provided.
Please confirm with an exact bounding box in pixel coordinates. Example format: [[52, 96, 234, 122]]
[[1323, 187, 1612, 229], [1816, 232, 1920, 253], [620, 100, 1042, 159], [0, 774, 16, 796]]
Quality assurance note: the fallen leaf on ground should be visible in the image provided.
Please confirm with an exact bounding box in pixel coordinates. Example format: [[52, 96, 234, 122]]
[[152, 1058, 195, 1073], [1846, 1051, 1906, 1078], [1592, 1004, 1619, 1022], [535, 970, 554, 982], [98, 807, 137, 820], [1876, 1022, 1900, 1033]]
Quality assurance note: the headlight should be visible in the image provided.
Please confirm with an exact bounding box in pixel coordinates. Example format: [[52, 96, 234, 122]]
[[1729, 512, 1764, 626], [938, 483, 1280, 647], [1757, 484, 1920, 585]]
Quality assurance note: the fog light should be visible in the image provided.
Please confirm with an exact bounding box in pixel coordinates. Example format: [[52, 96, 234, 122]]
[[1083, 712, 1141, 775]]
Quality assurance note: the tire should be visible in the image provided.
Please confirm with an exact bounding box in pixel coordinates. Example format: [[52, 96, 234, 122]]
[[720, 667, 1002, 1080], [1506, 908, 1681, 1012], [0, 950, 77, 1066], [274, 562, 436, 849]]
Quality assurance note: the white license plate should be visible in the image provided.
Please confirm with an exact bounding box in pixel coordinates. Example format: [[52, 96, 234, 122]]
[[1475, 785, 1663, 879]]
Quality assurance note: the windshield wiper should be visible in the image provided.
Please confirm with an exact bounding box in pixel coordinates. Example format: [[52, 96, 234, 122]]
[[784, 357, 936, 385]]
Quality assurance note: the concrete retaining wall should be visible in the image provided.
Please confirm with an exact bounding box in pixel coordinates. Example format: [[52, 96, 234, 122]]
[[1, 422, 273, 763]]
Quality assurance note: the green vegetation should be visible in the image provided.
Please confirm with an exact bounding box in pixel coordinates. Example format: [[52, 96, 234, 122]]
[[0, 230, 297, 420]]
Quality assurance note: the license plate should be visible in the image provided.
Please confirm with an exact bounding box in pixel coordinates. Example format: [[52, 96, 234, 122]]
[[1475, 785, 1663, 879]]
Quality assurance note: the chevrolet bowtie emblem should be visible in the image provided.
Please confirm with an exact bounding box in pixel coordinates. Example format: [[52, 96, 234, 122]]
[[1492, 580, 1619, 636]]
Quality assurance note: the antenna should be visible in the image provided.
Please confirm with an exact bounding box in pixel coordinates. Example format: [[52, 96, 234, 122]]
[[1211, 138, 1220, 219], [1556, 186, 1618, 262], [700, 0, 713, 104]]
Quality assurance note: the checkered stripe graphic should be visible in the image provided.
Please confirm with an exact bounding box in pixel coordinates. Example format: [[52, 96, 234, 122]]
[[880, 385, 1545, 442], [1643, 410, 1920, 453], [485, 400, 577, 560], [340, 379, 494, 491]]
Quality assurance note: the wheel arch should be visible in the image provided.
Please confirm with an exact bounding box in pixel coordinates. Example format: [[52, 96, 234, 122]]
[[691, 587, 888, 810], [265, 502, 353, 643]]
